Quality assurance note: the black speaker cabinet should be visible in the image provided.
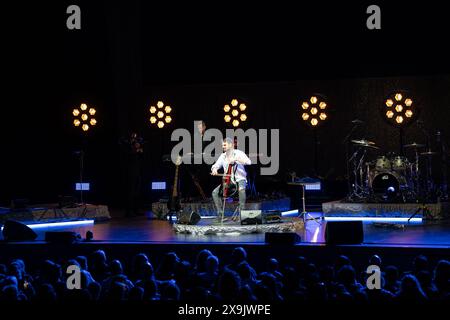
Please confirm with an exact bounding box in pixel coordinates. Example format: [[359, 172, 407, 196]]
[[265, 232, 301, 245], [177, 210, 201, 225], [2, 220, 38, 241], [325, 221, 364, 244]]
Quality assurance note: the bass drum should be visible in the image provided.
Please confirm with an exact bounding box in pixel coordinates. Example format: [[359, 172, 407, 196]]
[[370, 171, 408, 196]]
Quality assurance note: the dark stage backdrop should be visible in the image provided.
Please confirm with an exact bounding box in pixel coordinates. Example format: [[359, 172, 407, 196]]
[[2, 1, 450, 208], [3, 75, 450, 207]]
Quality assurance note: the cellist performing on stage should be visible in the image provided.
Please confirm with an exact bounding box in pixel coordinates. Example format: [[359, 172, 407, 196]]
[[211, 137, 251, 222]]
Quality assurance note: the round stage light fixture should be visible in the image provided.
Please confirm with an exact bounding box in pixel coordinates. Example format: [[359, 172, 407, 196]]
[[382, 91, 417, 128], [224, 98, 248, 127], [382, 91, 419, 155], [72, 103, 97, 132], [149, 100, 173, 128], [300, 95, 329, 128]]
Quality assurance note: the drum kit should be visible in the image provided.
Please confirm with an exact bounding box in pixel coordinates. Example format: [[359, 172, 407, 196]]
[[348, 139, 440, 203]]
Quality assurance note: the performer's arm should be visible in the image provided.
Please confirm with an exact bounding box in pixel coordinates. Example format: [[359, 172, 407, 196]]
[[211, 154, 224, 175], [234, 150, 252, 165]]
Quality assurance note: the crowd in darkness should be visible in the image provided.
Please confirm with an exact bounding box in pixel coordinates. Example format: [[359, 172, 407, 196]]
[[0, 248, 449, 303]]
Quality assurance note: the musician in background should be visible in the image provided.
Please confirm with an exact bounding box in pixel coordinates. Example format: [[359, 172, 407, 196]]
[[211, 137, 251, 220], [119, 131, 145, 217], [197, 120, 206, 139], [183, 120, 209, 200]]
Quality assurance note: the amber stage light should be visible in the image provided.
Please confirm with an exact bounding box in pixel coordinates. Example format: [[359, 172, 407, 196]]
[[383, 91, 416, 128], [72, 103, 97, 132], [224, 98, 247, 128], [300, 95, 328, 128], [149, 100, 173, 128]]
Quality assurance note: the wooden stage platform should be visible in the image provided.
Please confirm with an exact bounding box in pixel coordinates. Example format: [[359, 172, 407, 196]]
[[1, 215, 449, 274]]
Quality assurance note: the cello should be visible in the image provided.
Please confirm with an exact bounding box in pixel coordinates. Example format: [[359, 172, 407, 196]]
[[216, 163, 238, 222]]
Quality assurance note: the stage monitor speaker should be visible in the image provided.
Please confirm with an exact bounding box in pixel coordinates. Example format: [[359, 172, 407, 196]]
[[265, 232, 301, 245], [177, 210, 201, 225], [325, 221, 364, 244], [2, 220, 37, 241], [241, 210, 263, 225], [45, 231, 81, 244]]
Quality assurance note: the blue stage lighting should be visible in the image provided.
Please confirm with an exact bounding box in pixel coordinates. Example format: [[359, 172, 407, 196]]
[[75, 183, 90, 191], [305, 182, 321, 191], [152, 181, 166, 190]]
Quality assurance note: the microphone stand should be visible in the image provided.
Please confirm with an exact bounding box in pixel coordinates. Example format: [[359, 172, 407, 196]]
[[342, 123, 361, 199], [409, 121, 433, 222], [436, 130, 448, 201], [417, 122, 432, 202], [77, 150, 85, 204]]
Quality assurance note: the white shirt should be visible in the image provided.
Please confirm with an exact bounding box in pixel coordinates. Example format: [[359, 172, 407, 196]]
[[212, 149, 251, 182]]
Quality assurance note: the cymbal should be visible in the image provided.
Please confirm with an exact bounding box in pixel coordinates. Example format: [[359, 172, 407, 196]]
[[351, 139, 376, 145], [364, 144, 380, 150], [354, 142, 379, 149], [420, 151, 438, 156], [404, 142, 425, 149]]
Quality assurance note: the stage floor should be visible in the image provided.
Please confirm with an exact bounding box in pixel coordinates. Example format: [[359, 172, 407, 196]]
[[3, 213, 450, 248]]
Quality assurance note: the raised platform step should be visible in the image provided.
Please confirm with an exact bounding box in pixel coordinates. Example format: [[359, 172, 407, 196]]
[[0, 203, 111, 224], [173, 217, 303, 235], [322, 200, 450, 220]]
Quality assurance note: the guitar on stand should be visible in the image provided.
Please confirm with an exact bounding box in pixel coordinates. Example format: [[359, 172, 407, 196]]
[[167, 156, 182, 223]]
